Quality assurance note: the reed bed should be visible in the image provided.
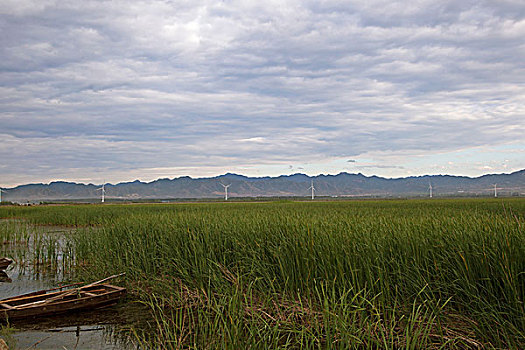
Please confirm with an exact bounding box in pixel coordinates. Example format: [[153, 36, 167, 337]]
[[0, 199, 524, 349], [0, 219, 31, 245], [0, 219, 76, 277]]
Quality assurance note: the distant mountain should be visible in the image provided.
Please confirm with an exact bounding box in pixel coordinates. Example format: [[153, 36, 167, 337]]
[[1, 170, 524, 202]]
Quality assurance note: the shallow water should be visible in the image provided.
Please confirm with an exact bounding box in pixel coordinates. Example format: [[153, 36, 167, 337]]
[[9, 325, 127, 350], [5, 303, 147, 349], [0, 221, 144, 349]]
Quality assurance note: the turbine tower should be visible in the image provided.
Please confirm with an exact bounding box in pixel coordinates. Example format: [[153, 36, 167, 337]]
[[0, 189, 6, 203], [97, 183, 106, 203], [308, 180, 315, 200], [428, 182, 433, 198], [221, 183, 231, 201], [494, 183, 497, 198]]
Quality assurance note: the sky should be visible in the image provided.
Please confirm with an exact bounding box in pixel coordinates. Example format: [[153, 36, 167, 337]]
[[1, 0, 524, 187]]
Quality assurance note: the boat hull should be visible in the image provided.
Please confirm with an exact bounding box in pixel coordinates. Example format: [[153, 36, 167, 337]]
[[0, 284, 126, 321]]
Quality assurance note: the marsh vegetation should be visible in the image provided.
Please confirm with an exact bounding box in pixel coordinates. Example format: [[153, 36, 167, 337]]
[[0, 198, 524, 349]]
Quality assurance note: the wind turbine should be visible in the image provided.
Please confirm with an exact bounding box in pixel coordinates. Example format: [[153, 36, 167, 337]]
[[494, 183, 498, 198], [220, 183, 231, 201], [97, 183, 106, 203], [0, 188, 6, 203], [428, 182, 433, 198], [308, 180, 315, 200]]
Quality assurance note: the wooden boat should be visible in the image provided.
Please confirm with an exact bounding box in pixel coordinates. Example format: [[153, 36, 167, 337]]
[[0, 258, 12, 270], [0, 275, 126, 321]]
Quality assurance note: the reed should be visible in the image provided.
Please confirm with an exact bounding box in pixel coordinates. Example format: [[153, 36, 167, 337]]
[[0, 220, 31, 245], [0, 219, 76, 277], [1, 198, 524, 348]]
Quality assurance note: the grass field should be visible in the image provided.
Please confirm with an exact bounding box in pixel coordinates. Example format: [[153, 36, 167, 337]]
[[1, 198, 524, 349]]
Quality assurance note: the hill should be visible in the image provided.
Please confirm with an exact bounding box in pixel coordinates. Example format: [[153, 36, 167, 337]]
[[1, 170, 524, 202]]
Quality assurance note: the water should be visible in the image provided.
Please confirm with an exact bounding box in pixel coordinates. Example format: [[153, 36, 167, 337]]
[[4, 303, 147, 349], [0, 221, 144, 349]]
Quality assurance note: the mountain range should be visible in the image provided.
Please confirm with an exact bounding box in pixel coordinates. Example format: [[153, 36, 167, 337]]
[[1, 170, 524, 202]]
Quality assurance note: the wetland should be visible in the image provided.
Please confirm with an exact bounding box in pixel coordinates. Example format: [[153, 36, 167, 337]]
[[0, 220, 142, 349], [0, 198, 524, 349]]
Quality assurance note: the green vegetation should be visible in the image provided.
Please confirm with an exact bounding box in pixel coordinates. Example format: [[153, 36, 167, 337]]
[[0, 324, 17, 349], [1, 198, 524, 349]]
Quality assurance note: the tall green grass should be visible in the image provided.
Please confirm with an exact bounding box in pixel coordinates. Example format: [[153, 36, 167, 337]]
[[0, 219, 31, 245], [1, 199, 524, 348], [0, 219, 75, 276]]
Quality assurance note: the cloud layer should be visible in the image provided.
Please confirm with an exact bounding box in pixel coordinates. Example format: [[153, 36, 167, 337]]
[[1, 0, 524, 186]]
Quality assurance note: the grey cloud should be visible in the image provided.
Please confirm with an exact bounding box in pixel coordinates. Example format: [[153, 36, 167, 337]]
[[1, 0, 524, 185]]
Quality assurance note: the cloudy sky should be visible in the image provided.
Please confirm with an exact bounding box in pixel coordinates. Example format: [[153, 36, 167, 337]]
[[1, 0, 524, 186]]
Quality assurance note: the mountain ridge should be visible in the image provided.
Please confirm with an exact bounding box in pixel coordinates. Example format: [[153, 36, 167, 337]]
[[1, 170, 524, 201]]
